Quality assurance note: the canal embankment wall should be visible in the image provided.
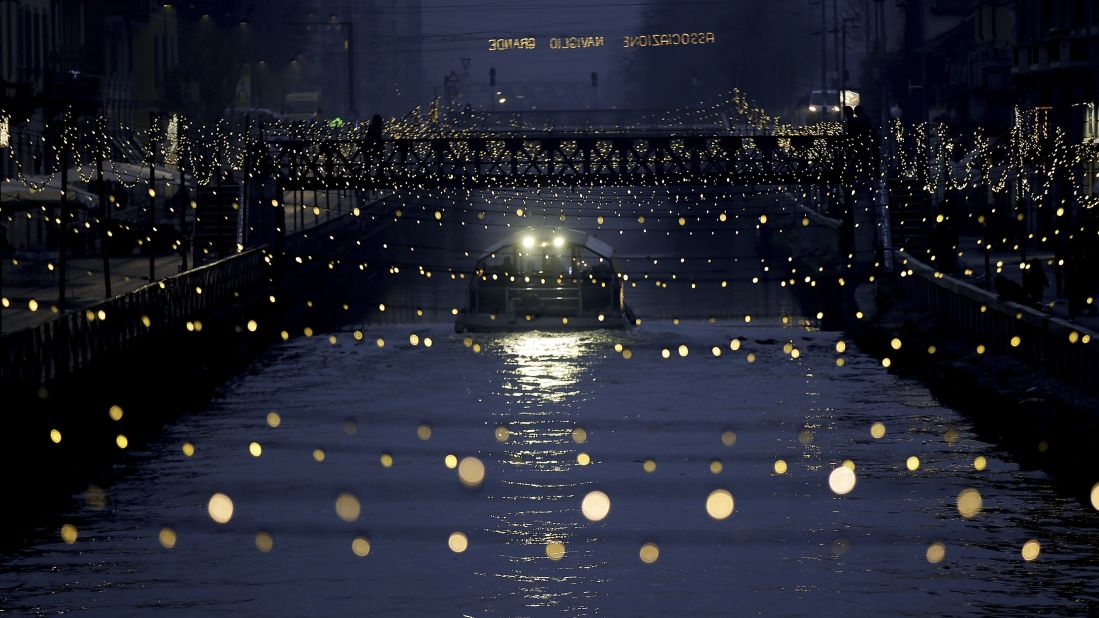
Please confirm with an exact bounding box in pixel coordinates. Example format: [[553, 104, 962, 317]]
[[782, 199, 1099, 492], [0, 202, 389, 543]]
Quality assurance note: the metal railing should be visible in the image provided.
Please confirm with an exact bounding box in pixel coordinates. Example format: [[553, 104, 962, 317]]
[[895, 250, 1099, 393], [0, 247, 271, 389]]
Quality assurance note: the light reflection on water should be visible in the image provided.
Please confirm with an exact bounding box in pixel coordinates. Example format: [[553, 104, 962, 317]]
[[2, 323, 1099, 616], [485, 331, 609, 613]]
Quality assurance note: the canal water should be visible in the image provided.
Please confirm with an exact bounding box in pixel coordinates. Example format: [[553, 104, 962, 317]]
[[2, 189, 1098, 616]]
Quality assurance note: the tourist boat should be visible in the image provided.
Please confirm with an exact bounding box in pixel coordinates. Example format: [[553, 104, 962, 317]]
[[455, 229, 635, 332]]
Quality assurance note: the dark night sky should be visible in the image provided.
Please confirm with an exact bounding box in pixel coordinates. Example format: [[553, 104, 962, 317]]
[[414, 0, 827, 110]]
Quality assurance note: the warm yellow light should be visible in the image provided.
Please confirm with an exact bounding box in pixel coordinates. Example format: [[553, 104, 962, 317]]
[[248, 441, 262, 457], [571, 427, 588, 443], [458, 456, 486, 488], [553, 236, 565, 248], [974, 456, 987, 471], [208, 493, 234, 524], [870, 422, 886, 439], [60, 524, 78, 544], [678, 344, 688, 357], [709, 460, 723, 474], [266, 412, 281, 428], [351, 536, 371, 557], [721, 430, 737, 447], [956, 488, 982, 518], [642, 459, 656, 473], [1090, 483, 1099, 511], [705, 489, 735, 520], [906, 456, 920, 471], [774, 459, 788, 475], [417, 424, 432, 440], [581, 490, 611, 521], [313, 448, 326, 462], [926, 542, 946, 564], [109, 405, 124, 421], [335, 493, 361, 522], [1021, 539, 1041, 561], [448, 531, 469, 553], [828, 466, 856, 495], [444, 453, 458, 469], [159, 527, 177, 549], [116, 434, 129, 449], [545, 542, 566, 560], [522, 236, 535, 249], [639, 542, 660, 564], [255, 531, 274, 552], [182, 442, 195, 456], [495, 425, 510, 442], [577, 452, 591, 466], [49, 429, 62, 444]]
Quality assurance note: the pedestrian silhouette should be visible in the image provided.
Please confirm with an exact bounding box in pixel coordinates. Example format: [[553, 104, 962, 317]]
[[1022, 258, 1049, 306]]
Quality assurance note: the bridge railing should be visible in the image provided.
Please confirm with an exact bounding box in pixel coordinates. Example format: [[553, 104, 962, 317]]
[[264, 134, 848, 190], [895, 250, 1099, 393]]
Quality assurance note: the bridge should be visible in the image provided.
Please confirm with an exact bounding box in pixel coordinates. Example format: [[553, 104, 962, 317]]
[[261, 133, 849, 191]]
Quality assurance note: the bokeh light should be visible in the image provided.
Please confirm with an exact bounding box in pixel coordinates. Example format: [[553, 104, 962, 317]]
[[60, 524, 78, 544], [458, 456, 486, 488], [207, 493, 234, 524], [335, 493, 361, 522], [448, 531, 468, 553], [255, 532, 274, 552], [1021, 540, 1041, 561], [829, 466, 857, 495], [957, 488, 983, 519], [705, 489, 735, 520], [545, 542, 566, 560], [581, 490, 611, 522], [926, 542, 946, 564], [870, 422, 886, 439], [774, 459, 788, 475], [351, 537, 371, 557], [158, 527, 177, 549], [639, 542, 660, 564]]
